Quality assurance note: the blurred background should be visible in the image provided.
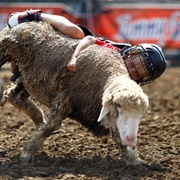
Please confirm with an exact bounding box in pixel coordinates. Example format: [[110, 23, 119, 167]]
[[0, 0, 180, 66]]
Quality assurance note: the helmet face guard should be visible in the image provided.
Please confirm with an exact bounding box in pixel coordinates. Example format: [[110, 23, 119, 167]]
[[123, 44, 167, 85]]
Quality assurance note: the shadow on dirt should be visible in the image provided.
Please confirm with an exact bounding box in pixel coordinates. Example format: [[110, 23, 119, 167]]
[[0, 152, 168, 180]]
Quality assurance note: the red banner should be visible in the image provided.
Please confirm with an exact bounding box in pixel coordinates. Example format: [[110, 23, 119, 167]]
[[0, 4, 180, 49], [93, 5, 180, 49]]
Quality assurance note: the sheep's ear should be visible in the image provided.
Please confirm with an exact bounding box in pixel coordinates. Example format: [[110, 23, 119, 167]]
[[97, 105, 109, 122]]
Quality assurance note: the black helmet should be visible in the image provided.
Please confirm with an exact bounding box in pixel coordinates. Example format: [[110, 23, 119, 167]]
[[123, 43, 167, 85]]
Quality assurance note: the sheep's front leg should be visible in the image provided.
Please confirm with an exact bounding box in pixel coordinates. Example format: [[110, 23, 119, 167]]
[[121, 146, 144, 165], [20, 98, 68, 163], [112, 131, 163, 170], [121, 146, 164, 170], [112, 130, 144, 165]]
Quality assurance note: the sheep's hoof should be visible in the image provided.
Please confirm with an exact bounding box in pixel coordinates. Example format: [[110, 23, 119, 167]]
[[125, 156, 165, 171], [123, 146, 141, 165], [122, 147, 166, 171], [125, 156, 145, 166], [20, 152, 34, 164], [139, 160, 166, 171]]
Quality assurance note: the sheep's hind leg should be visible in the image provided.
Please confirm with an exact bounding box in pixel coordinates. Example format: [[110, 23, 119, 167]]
[[20, 98, 66, 163], [3, 85, 46, 127]]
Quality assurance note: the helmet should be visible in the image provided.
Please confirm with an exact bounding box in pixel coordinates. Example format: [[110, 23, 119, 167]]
[[122, 43, 167, 85]]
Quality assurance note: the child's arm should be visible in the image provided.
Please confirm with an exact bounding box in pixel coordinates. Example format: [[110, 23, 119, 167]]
[[67, 36, 96, 72]]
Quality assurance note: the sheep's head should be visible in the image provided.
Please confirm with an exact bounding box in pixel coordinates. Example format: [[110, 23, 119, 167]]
[[98, 77, 149, 147]]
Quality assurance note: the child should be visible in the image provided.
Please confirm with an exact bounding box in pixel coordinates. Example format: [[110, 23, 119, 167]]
[[8, 9, 167, 87]]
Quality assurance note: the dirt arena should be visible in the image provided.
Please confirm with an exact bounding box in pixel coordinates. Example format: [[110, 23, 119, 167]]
[[0, 67, 179, 180]]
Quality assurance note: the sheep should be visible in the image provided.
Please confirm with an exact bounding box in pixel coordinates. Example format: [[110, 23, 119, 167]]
[[0, 21, 149, 167]]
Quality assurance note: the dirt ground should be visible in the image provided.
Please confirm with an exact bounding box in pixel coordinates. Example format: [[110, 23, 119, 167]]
[[0, 66, 179, 180]]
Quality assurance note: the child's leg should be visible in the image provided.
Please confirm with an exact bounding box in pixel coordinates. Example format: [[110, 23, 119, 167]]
[[67, 36, 96, 72], [8, 9, 42, 28]]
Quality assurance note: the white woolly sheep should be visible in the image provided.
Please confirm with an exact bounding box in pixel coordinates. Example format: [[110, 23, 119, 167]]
[[0, 22, 150, 167]]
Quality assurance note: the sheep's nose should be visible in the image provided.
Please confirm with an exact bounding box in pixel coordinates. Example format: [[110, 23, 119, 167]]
[[125, 135, 136, 147], [127, 135, 135, 141]]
